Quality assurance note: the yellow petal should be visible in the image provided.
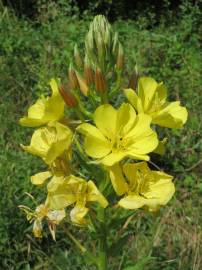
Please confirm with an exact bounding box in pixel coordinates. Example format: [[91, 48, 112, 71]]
[[109, 163, 128, 195], [100, 151, 126, 166], [33, 219, 43, 238], [19, 79, 64, 127], [35, 204, 49, 218], [119, 195, 147, 209], [126, 113, 152, 138], [22, 122, 73, 164], [123, 162, 148, 186], [47, 175, 66, 193], [50, 78, 60, 96], [144, 171, 175, 206], [116, 103, 137, 136], [31, 171, 52, 185], [124, 88, 144, 113], [127, 152, 150, 161], [152, 101, 188, 128], [44, 79, 65, 120], [77, 123, 112, 158], [87, 180, 108, 208], [94, 104, 117, 139], [138, 77, 158, 111], [45, 122, 73, 164], [47, 209, 66, 224], [126, 114, 158, 155], [46, 191, 76, 210], [120, 162, 175, 211], [19, 99, 47, 127], [156, 82, 167, 104], [46, 183, 76, 210], [70, 206, 89, 225], [153, 137, 167, 155], [46, 175, 85, 210]]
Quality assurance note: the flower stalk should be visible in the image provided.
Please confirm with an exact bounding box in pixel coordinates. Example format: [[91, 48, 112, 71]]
[[19, 14, 188, 270], [98, 208, 108, 270]]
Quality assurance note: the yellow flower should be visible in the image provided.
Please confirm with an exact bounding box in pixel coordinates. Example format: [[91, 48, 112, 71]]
[[124, 77, 188, 128], [46, 175, 108, 225], [32, 204, 65, 239], [109, 162, 175, 211], [19, 79, 65, 127], [77, 103, 158, 166], [22, 121, 73, 164]]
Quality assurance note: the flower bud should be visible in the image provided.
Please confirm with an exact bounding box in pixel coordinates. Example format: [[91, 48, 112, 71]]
[[128, 67, 139, 90], [59, 84, 77, 108], [84, 56, 94, 85], [104, 25, 111, 48], [116, 43, 124, 70], [85, 15, 117, 69], [112, 32, 119, 56], [74, 44, 83, 68], [75, 72, 89, 96], [68, 63, 79, 90], [95, 68, 107, 93]]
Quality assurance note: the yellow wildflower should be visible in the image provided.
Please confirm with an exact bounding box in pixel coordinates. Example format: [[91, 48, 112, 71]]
[[124, 77, 188, 128], [19, 79, 65, 127], [46, 175, 108, 225], [109, 162, 175, 211], [22, 121, 72, 164], [77, 103, 158, 166]]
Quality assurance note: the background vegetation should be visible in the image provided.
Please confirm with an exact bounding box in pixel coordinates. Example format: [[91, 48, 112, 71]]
[[0, 0, 201, 269]]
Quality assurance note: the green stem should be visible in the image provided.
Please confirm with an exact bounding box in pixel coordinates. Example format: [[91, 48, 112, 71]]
[[109, 71, 122, 99], [101, 91, 108, 104], [74, 136, 89, 161], [98, 208, 108, 270], [63, 226, 97, 265], [75, 108, 85, 122]]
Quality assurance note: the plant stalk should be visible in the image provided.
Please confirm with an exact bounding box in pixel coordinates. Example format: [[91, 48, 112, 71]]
[[98, 208, 108, 270]]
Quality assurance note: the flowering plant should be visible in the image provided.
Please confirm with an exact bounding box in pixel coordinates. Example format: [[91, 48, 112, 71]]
[[19, 15, 188, 269]]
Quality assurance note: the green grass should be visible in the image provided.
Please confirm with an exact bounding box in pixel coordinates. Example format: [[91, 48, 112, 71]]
[[0, 2, 201, 269]]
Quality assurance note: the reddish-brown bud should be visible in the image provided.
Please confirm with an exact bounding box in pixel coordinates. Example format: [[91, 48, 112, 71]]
[[128, 69, 139, 90], [59, 84, 78, 108], [75, 72, 89, 96], [84, 57, 94, 85], [95, 68, 107, 93]]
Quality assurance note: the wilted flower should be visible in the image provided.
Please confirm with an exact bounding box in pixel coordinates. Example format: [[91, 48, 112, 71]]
[[33, 204, 65, 239], [46, 175, 108, 225]]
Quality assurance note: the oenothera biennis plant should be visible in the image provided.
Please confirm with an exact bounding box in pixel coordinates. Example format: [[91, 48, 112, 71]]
[[19, 15, 188, 269]]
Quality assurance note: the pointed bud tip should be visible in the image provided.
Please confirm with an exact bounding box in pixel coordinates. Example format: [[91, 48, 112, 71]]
[[59, 85, 78, 108]]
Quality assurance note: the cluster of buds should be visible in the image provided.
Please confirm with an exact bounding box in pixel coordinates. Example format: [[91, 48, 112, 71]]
[[61, 15, 125, 109], [85, 15, 124, 73]]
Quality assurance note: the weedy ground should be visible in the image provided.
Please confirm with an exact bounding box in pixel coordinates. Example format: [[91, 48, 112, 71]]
[[0, 2, 201, 269]]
